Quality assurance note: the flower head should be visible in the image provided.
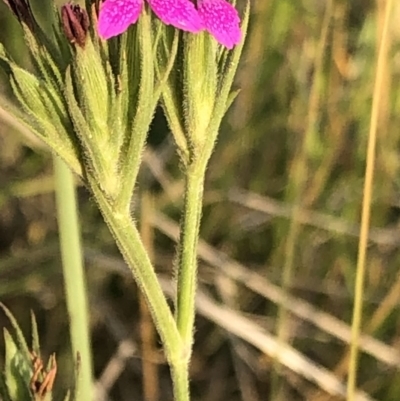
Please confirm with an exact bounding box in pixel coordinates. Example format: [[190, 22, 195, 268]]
[[97, 0, 242, 49], [98, 0, 203, 39], [198, 0, 241, 49]]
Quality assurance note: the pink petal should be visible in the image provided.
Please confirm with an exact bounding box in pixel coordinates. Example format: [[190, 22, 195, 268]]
[[147, 0, 203, 32], [198, 0, 241, 49], [98, 0, 143, 39]]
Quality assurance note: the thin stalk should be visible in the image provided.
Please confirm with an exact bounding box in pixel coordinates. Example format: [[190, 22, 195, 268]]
[[139, 192, 160, 401], [175, 164, 205, 350], [53, 155, 93, 401], [347, 0, 393, 399], [88, 180, 188, 400], [170, 362, 190, 401]]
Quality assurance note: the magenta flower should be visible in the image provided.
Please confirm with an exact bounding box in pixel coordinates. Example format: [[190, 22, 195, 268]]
[[98, 0, 203, 39], [97, 0, 241, 49], [198, 0, 241, 49]]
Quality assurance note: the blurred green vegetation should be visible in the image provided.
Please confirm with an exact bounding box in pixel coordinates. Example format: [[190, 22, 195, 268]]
[[1, 0, 400, 400]]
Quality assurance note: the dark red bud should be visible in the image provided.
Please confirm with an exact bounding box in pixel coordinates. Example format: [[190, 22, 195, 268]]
[[61, 3, 90, 48]]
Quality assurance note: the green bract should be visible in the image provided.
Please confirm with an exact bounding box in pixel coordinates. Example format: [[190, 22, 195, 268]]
[[0, 1, 170, 209]]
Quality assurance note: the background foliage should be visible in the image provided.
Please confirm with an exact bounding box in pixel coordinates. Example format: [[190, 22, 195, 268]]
[[1, 0, 400, 400]]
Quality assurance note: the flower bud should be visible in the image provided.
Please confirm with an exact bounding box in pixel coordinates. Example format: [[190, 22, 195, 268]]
[[61, 3, 90, 48], [1, 0, 35, 31]]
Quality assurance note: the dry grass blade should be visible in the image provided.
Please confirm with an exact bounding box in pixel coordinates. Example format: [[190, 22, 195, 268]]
[[228, 188, 400, 247], [95, 340, 136, 401]]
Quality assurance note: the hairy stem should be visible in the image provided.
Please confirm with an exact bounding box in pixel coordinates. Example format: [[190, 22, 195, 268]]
[[176, 163, 205, 352], [89, 180, 189, 400]]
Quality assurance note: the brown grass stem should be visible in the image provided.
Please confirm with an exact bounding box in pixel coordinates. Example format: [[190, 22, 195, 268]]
[[347, 0, 394, 399]]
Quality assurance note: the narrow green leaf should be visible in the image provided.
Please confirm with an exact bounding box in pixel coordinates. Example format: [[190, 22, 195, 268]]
[[0, 371, 12, 401], [9, 71, 82, 175], [208, 0, 250, 137], [65, 67, 119, 197], [108, 39, 129, 153], [0, 96, 82, 176], [156, 30, 189, 162], [9, 64, 69, 142], [0, 304, 30, 359], [225, 89, 241, 113], [184, 32, 218, 148], [72, 39, 110, 141], [115, 9, 159, 209], [64, 67, 95, 146], [153, 29, 179, 106], [3, 329, 32, 401], [30, 312, 40, 357], [21, 26, 63, 91]]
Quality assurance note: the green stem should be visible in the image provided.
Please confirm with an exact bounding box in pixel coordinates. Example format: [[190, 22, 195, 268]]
[[53, 156, 93, 400], [176, 163, 205, 351], [89, 180, 184, 367], [171, 362, 190, 401]]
